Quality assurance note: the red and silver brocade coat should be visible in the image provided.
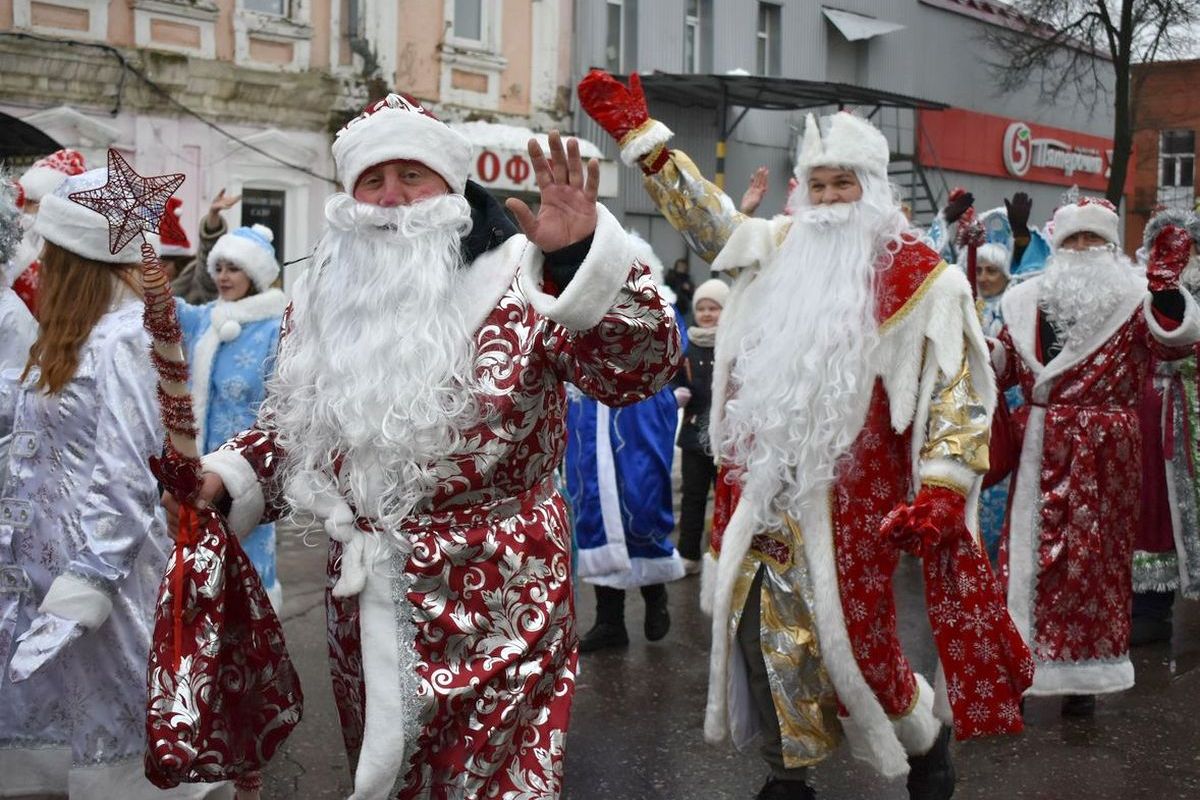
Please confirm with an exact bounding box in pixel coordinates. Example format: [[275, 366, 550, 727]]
[[201, 205, 681, 800], [639, 150, 999, 779], [995, 275, 1200, 697]]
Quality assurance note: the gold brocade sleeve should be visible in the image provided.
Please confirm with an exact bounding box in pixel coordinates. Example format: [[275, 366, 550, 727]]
[[919, 341, 991, 495], [642, 149, 747, 264]]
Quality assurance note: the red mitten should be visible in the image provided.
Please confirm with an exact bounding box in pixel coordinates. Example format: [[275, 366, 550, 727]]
[[881, 485, 967, 558], [577, 69, 649, 143], [1146, 221, 1195, 292], [577, 70, 672, 170]]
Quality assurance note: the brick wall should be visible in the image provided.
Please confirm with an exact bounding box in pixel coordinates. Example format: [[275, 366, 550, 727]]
[[1128, 59, 1200, 252]]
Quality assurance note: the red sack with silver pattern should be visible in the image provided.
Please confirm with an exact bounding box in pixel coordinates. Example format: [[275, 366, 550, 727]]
[[143, 471, 303, 789]]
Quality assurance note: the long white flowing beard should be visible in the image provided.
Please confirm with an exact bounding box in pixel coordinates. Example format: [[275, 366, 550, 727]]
[[1039, 246, 1145, 352], [263, 193, 479, 532], [718, 176, 907, 530]]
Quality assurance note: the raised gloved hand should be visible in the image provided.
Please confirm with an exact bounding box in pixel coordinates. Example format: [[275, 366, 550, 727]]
[[943, 188, 975, 224], [673, 386, 693, 408], [880, 485, 968, 559], [1145, 210, 1197, 292], [1004, 192, 1033, 238], [577, 70, 672, 170], [8, 611, 86, 683]]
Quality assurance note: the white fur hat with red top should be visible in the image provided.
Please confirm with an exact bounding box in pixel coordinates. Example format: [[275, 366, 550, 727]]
[[332, 93, 472, 196], [1050, 196, 1120, 250], [19, 148, 87, 204]]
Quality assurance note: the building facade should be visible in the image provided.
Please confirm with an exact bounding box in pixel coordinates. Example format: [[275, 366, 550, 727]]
[[572, 0, 1119, 277], [0, 0, 589, 283], [1128, 58, 1199, 253]]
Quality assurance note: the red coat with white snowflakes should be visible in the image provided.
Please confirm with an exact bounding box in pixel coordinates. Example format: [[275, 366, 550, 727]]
[[203, 204, 681, 799], [996, 274, 1200, 696]]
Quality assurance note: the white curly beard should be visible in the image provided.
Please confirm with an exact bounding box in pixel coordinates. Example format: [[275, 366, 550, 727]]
[[717, 172, 907, 530], [1038, 246, 1145, 352], [262, 193, 479, 531]]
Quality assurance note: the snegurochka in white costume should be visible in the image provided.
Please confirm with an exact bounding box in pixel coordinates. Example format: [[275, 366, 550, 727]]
[[580, 70, 1034, 800], [163, 91, 680, 799], [0, 167, 228, 799]]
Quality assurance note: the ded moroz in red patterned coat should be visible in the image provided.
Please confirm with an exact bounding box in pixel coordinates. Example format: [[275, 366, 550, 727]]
[[995, 273, 1200, 696], [201, 198, 681, 799]]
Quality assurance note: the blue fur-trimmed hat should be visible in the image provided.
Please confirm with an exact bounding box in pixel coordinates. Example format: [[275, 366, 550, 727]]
[[207, 223, 278, 291]]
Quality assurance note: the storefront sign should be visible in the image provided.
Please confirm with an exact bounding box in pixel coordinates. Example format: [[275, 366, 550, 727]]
[[919, 108, 1131, 193], [451, 121, 619, 198]]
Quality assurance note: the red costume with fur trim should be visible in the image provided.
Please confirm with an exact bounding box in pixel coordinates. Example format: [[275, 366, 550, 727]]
[[996, 272, 1200, 696], [206, 208, 680, 798]]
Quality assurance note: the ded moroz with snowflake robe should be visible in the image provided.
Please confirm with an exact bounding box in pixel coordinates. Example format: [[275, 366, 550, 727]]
[[994, 202, 1200, 704]]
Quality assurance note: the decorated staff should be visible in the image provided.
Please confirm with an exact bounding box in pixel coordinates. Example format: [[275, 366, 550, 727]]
[[67, 149, 303, 795]]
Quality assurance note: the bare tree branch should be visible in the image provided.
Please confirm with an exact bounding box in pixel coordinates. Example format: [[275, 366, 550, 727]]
[[980, 0, 1198, 206]]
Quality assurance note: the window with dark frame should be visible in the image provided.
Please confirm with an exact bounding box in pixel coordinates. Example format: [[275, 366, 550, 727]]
[[453, 0, 484, 42], [756, 2, 781, 77], [606, 0, 624, 73], [244, 0, 288, 16], [1160, 129, 1196, 189], [685, 0, 702, 73]]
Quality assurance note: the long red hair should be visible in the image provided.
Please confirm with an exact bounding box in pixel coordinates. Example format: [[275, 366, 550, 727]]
[[23, 242, 141, 393]]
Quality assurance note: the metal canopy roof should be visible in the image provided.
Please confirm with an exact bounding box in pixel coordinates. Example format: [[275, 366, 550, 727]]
[[627, 72, 949, 115]]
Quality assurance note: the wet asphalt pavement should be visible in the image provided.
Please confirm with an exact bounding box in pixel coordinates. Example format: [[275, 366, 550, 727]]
[[262, 527, 1199, 800]]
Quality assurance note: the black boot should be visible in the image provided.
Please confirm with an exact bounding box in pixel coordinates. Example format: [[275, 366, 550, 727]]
[[907, 726, 955, 800], [1061, 694, 1096, 717], [1131, 589, 1175, 646], [756, 776, 816, 800], [642, 583, 670, 641], [579, 586, 628, 653]]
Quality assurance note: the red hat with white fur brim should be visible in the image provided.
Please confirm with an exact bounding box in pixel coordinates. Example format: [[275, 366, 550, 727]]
[[332, 93, 472, 196], [1050, 197, 1120, 250], [19, 148, 87, 203]]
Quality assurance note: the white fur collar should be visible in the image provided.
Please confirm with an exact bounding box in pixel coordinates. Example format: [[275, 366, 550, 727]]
[[459, 235, 525, 336], [192, 288, 287, 448], [210, 288, 289, 331], [1000, 274, 1144, 402]]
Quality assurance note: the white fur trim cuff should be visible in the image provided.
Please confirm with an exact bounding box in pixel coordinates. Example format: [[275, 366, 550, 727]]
[[517, 204, 634, 332], [1025, 657, 1134, 697], [711, 217, 784, 274], [620, 120, 673, 167], [918, 458, 979, 496], [892, 674, 942, 757], [587, 553, 686, 589], [1143, 290, 1200, 347], [201, 449, 266, 537], [39, 573, 114, 630]]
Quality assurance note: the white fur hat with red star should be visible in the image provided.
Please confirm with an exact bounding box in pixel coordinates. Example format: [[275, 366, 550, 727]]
[[332, 93, 472, 196]]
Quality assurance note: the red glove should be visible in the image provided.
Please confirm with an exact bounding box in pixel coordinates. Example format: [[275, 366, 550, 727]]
[[577, 69, 651, 145], [880, 485, 968, 559], [1146, 222, 1195, 293]]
